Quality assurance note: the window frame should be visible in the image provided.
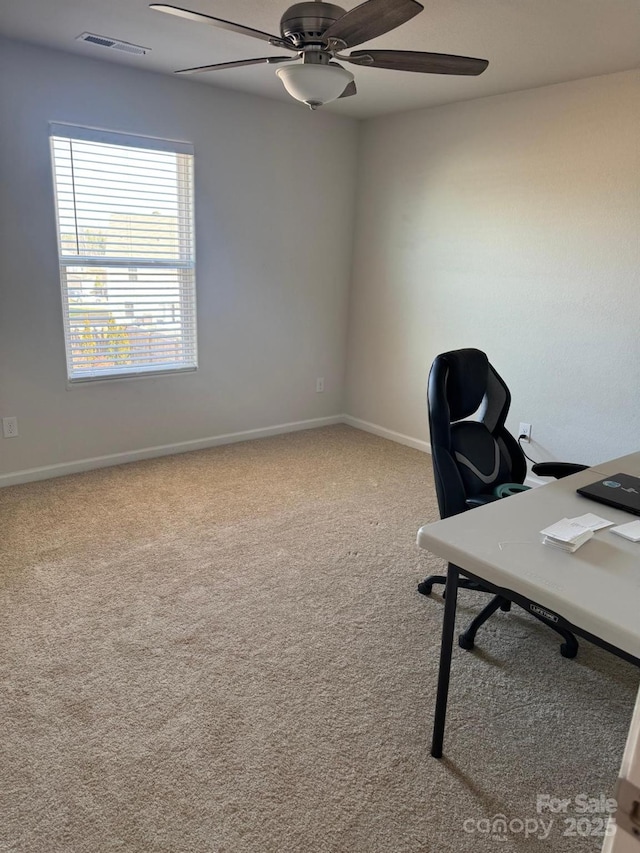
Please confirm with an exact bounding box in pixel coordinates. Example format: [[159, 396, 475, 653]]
[[49, 123, 197, 384]]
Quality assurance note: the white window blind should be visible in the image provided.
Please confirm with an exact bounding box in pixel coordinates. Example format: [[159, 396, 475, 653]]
[[49, 124, 197, 381]]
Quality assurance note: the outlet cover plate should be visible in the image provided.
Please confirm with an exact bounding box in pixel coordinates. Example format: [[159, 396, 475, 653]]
[[2, 417, 18, 438]]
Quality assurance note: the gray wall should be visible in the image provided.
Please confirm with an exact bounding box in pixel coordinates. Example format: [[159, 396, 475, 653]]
[[346, 70, 640, 466], [2, 37, 638, 482], [0, 37, 359, 478]]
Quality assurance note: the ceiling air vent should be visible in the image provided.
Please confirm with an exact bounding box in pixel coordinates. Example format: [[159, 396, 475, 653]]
[[76, 33, 150, 55]]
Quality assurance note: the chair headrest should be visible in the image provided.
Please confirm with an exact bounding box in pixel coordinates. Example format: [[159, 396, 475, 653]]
[[439, 349, 489, 420]]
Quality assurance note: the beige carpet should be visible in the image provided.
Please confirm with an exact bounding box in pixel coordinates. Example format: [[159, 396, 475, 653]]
[[0, 425, 637, 853]]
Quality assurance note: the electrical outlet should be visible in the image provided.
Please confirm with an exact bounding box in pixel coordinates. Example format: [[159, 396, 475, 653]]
[[2, 416, 18, 438], [519, 422, 532, 442], [316, 377, 324, 393]]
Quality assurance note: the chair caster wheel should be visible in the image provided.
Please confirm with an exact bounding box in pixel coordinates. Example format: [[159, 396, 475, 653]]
[[458, 634, 474, 651], [499, 600, 511, 612], [560, 643, 578, 659], [417, 582, 433, 596]]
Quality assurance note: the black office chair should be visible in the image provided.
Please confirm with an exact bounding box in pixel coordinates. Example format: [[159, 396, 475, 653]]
[[418, 348, 588, 658]]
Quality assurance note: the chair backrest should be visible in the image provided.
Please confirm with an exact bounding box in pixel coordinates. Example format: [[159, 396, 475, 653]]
[[428, 348, 526, 519]]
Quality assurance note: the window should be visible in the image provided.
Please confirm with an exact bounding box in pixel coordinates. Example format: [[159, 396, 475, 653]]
[[50, 125, 196, 381]]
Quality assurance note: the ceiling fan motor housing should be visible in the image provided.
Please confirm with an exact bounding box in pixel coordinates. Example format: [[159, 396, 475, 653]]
[[280, 3, 346, 44]]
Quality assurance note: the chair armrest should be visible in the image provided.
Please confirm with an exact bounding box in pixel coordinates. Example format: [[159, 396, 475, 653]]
[[532, 462, 589, 480], [466, 494, 502, 509]]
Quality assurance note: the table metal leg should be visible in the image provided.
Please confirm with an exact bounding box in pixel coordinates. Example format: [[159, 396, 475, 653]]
[[431, 564, 459, 759]]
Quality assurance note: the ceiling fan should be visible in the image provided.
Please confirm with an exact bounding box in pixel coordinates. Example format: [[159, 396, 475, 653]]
[[150, 0, 489, 109]]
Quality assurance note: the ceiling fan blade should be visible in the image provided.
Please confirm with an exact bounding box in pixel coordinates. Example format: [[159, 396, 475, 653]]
[[346, 50, 489, 75], [338, 80, 358, 98], [323, 0, 423, 49], [149, 4, 291, 47], [176, 56, 295, 75]]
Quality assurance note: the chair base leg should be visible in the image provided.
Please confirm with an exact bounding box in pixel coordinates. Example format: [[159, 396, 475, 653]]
[[420, 573, 579, 660], [417, 576, 446, 597], [528, 609, 579, 659], [418, 573, 487, 598], [458, 595, 507, 650], [559, 640, 579, 659]]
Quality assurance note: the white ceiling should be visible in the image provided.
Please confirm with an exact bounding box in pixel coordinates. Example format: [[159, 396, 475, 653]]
[[2, 0, 639, 119]]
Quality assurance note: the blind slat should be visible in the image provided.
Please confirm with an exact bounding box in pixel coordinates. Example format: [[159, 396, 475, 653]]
[[60, 257, 194, 268]]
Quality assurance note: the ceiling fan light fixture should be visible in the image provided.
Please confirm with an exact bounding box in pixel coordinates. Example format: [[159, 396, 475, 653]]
[[276, 63, 354, 109]]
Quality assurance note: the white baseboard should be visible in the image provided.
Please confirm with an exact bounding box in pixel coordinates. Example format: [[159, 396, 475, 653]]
[[0, 410, 550, 490], [0, 415, 343, 488], [343, 415, 431, 454]]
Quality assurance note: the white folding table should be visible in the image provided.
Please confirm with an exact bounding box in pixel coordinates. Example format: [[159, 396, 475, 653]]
[[416, 456, 640, 759]]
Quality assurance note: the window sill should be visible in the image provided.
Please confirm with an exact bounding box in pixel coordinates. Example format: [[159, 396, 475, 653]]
[[66, 365, 197, 389]]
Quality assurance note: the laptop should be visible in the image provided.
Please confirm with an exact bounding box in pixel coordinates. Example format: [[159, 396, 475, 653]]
[[576, 473, 640, 516]]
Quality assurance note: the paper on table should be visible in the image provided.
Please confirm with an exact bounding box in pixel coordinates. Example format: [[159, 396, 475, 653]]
[[540, 518, 594, 552], [540, 519, 592, 542], [610, 520, 640, 542], [543, 537, 584, 553], [568, 513, 615, 531]]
